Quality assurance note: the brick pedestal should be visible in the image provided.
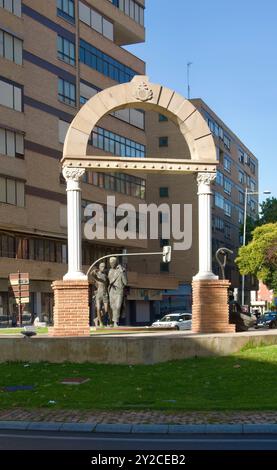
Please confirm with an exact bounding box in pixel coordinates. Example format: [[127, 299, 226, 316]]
[[192, 279, 235, 334], [49, 280, 90, 337]]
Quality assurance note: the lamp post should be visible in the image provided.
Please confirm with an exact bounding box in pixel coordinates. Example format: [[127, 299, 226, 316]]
[[241, 188, 271, 306]]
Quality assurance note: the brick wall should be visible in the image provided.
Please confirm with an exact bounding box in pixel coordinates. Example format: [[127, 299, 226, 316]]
[[49, 280, 90, 337], [192, 279, 235, 333]]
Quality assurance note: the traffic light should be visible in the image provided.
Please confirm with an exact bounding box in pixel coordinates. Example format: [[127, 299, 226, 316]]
[[162, 245, 172, 263]]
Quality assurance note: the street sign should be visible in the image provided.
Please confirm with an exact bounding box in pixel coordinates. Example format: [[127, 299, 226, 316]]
[[9, 272, 30, 324], [9, 285, 30, 294], [15, 297, 30, 305], [9, 273, 29, 284]]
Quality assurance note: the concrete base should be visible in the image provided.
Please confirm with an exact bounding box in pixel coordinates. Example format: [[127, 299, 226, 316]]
[[0, 330, 276, 364], [50, 280, 90, 337], [192, 279, 235, 334]]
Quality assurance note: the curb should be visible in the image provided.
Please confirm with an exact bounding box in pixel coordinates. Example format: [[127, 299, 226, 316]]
[[0, 421, 277, 434]]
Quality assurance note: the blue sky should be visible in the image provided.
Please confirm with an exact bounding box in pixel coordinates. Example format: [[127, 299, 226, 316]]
[[127, 0, 277, 200]]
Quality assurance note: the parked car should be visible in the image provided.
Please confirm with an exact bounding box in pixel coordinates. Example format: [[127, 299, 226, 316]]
[[229, 301, 257, 332], [151, 313, 192, 331], [255, 312, 277, 329]]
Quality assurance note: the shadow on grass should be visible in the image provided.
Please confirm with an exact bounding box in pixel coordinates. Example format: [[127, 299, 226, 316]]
[[0, 344, 277, 412]]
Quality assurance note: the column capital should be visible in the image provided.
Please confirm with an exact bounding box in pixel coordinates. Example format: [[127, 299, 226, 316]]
[[196, 171, 217, 186], [62, 167, 86, 183]]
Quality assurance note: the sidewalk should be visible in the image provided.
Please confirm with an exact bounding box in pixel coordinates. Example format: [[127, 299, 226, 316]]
[[1, 408, 277, 434]]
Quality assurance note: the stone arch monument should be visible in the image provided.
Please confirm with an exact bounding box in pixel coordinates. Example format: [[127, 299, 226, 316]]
[[50, 76, 234, 337]]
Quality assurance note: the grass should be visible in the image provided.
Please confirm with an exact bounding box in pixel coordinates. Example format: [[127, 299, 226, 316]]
[[0, 327, 48, 335], [1, 344, 277, 412], [0, 327, 155, 336]]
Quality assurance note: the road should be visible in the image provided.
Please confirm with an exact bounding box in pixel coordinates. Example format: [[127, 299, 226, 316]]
[[1, 430, 277, 450]]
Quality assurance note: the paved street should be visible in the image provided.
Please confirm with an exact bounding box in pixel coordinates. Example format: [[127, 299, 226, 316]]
[[1, 430, 277, 450]]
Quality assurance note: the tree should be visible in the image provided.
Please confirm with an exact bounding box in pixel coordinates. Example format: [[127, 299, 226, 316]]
[[236, 223, 277, 294], [239, 197, 277, 244], [239, 215, 257, 244], [259, 197, 277, 225]]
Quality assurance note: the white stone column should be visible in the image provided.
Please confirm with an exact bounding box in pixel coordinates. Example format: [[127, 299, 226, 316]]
[[63, 167, 87, 280], [194, 172, 218, 281]]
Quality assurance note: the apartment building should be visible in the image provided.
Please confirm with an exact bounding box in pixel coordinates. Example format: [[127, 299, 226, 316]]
[[0, 0, 181, 326], [145, 100, 259, 310]]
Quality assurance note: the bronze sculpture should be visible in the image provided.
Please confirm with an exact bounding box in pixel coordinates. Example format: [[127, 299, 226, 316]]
[[108, 257, 128, 327], [91, 262, 109, 327]]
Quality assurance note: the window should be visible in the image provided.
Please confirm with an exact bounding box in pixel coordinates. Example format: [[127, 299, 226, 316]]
[[250, 179, 256, 191], [79, 81, 145, 129], [80, 39, 137, 83], [224, 224, 231, 240], [224, 200, 232, 217], [57, 35, 75, 66], [57, 0, 75, 23], [109, 0, 144, 26], [58, 78, 76, 106], [80, 82, 99, 104], [0, 128, 24, 158], [206, 114, 223, 139], [238, 148, 244, 164], [216, 171, 223, 186], [0, 78, 22, 111], [0, 0, 21, 16], [0, 234, 15, 257], [214, 216, 224, 232], [79, 2, 114, 41], [238, 209, 244, 224], [214, 192, 224, 210], [223, 155, 232, 173], [224, 178, 232, 195], [250, 199, 257, 213], [159, 136, 168, 147], [0, 29, 22, 65], [113, 108, 145, 130], [238, 169, 245, 184], [249, 159, 256, 175], [0, 233, 69, 263], [159, 187, 169, 198], [91, 126, 145, 158], [0, 176, 25, 207], [223, 134, 231, 150], [159, 114, 168, 122], [239, 190, 245, 205], [58, 119, 69, 143]]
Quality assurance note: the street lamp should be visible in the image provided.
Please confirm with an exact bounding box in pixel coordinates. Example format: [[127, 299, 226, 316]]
[[241, 188, 271, 306]]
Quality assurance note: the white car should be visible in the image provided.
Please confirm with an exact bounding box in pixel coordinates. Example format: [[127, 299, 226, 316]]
[[152, 313, 192, 330]]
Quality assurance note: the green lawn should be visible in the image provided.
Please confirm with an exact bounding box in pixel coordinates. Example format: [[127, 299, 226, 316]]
[[0, 327, 48, 335], [0, 327, 155, 336], [0, 344, 277, 411]]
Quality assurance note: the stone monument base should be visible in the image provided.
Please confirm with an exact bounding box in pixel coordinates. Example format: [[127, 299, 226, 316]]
[[192, 279, 235, 334], [49, 280, 90, 337]]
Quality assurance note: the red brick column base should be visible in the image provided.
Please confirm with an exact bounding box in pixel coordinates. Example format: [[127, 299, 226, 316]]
[[192, 279, 235, 334], [49, 280, 90, 337]]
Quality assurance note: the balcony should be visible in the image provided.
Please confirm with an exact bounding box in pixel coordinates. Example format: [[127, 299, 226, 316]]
[[88, 0, 145, 45]]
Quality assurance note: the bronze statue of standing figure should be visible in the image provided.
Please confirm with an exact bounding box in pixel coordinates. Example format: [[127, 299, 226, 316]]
[[108, 257, 128, 327], [91, 262, 109, 327]]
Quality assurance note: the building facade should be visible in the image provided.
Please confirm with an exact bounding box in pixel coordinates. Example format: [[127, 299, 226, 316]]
[[145, 99, 259, 309], [0, 0, 180, 326]]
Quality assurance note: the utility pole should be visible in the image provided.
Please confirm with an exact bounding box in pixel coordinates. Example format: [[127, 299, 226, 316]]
[[187, 62, 192, 99]]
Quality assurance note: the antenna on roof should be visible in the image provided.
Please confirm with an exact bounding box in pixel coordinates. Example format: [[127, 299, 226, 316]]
[[187, 62, 193, 99]]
